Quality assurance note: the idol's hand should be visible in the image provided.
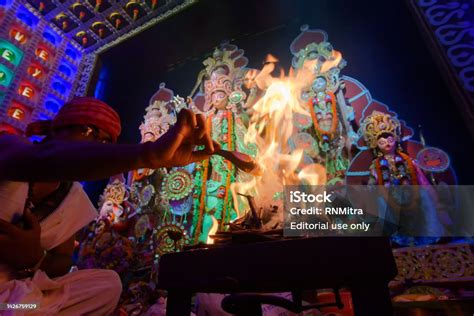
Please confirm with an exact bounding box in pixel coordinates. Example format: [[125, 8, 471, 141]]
[[0, 210, 44, 269], [147, 109, 219, 168]]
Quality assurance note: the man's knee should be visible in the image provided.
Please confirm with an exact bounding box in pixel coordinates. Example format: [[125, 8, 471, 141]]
[[88, 269, 122, 314], [98, 269, 122, 302], [77, 269, 122, 303]]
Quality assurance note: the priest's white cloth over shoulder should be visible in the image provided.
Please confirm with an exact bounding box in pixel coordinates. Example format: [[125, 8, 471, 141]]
[[0, 181, 121, 315]]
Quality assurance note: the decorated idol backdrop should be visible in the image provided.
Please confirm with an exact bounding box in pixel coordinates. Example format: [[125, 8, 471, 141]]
[[93, 0, 473, 187], [78, 22, 472, 313], [77, 0, 473, 313], [95, 25, 459, 246]]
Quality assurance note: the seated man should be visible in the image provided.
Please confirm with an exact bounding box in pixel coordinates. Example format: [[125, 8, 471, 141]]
[[0, 97, 217, 315]]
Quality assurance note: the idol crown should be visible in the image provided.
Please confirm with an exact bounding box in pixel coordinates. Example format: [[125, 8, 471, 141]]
[[360, 111, 401, 148], [204, 72, 233, 96], [139, 101, 175, 141]]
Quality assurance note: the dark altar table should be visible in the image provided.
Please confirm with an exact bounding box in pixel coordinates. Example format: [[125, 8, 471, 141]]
[[157, 237, 397, 315]]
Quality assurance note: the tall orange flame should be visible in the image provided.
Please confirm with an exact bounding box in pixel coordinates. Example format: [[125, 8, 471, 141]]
[[320, 50, 342, 74], [206, 215, 219, 244], [232, 59, 326, 217]]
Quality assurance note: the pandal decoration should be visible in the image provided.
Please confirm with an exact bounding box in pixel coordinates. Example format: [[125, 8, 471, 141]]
[[161, 169, 194, 201], [75, 26, 466, 315]]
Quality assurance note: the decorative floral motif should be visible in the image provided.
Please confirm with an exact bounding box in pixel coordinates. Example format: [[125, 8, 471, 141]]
[[161, 168, 194, 200], [290, 132, 319, 157], [410, 0, 473, 132], [100, 178, 127, 205], [169, 194, 193, 216], [393, 243, 474, 283], [153, 223, 190, 256], [417, 147, 450, 172]]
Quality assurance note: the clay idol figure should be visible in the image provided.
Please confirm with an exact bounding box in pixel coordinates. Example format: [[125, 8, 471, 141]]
[[359, 111, 445, 245]]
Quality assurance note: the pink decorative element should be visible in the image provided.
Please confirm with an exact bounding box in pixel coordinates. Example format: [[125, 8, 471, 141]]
[[192, 93, 206, 112], [289, 25, 328, 55], [342, 76, 372, 125], [149, 82, 174, 105]]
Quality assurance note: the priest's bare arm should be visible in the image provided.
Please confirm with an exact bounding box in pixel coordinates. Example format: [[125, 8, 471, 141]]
[[0, 109, 216, 182]]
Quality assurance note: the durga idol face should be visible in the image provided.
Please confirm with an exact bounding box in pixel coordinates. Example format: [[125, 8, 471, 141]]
[[312, 76, 327, 92], [211, 90, 228, 110], [377, 134, 396, 155]]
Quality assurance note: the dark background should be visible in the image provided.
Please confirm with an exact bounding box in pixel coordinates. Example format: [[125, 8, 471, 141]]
[[84, 0, 474, 203]]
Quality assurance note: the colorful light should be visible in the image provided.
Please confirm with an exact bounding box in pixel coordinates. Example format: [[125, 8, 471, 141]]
[[1, 48, 16, 63], [65, 46, 78, 60], [95, 0, 103, 11], [43, 32, 56, 45], [27, 64, 44, 79], [45, 96, 61, 113], [0, 40, 23, 66], [18, 83, 35, 99], [15, 6, 39, 28], [60, 65, 71, 77], [0, 0, 14, 8], [52, 76, 71, 96], [35, 47, 49, 61], [0, 64, 14, 87], [0, 123, 21, 135], [43, 27, 61, 45], [8, 107, 24, 120], [9, 29, 28, 44]]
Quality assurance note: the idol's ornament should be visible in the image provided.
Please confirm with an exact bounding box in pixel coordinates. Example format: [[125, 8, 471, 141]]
[[289, 26, 358, 185], [188, 43, 257, 244]]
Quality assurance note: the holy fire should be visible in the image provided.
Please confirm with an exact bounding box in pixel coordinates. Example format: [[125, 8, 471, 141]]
[[289, 207, 364, 215]]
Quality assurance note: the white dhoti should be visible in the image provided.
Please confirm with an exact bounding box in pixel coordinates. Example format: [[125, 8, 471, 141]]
[[0, 181, 121, 315], [0, 269, 121, 316]]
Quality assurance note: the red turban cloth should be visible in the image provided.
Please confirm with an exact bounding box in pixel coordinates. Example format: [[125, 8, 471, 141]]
[[26, 97, 122, 142]]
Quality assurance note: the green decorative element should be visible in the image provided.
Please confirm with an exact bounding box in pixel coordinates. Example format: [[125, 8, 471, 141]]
[[0, 40, 23, 67], [154, 223, 190, 256], [162, 169, 194, 201], [273, 191, 283, 201], [0, 64, 14, 87], [294, 112, 313, 129], [228, 90, 246, 104]]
